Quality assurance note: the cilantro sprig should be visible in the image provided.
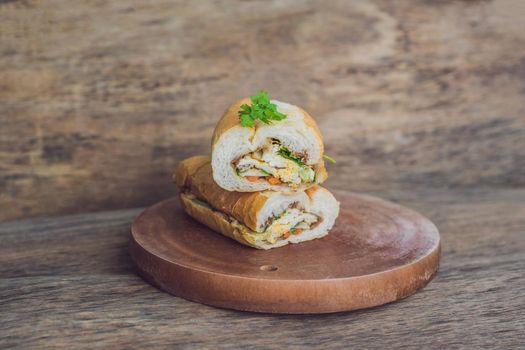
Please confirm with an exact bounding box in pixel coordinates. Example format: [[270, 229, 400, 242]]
[[238, 91, 287, 127]]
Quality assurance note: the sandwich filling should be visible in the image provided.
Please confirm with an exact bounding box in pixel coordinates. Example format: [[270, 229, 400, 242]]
[[246, 205, 319, 244], [185, 192, 319, 245], [234, 139, 316, 189]]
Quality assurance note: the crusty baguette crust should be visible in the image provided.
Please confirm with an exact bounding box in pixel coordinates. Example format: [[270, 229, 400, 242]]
[[314, 161, 328, 184], [211, 98, 325, 160], [179, 192, 257, 248], [174, 155, 268, 231], [211, 98, 252, 147]]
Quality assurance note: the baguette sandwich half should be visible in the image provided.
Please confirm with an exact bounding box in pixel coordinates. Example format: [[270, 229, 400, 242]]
[[175, 155, 340, 250], [211, 95, 328, 193]]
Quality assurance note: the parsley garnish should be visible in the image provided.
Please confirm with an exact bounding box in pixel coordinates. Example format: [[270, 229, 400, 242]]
[[238, 91, 287, 127]]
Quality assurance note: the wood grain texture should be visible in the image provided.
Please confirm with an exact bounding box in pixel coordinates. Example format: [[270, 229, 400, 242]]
[[1, 188, 524, 349], [1, 0, 525, 220], [130, 193, 440, 313]]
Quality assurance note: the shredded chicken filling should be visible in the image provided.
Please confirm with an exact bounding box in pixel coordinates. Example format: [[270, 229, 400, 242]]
[[234, 140, 315, 188]]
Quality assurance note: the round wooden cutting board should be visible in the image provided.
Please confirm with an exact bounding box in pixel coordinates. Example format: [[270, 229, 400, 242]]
[[130, 191, 440, 314]]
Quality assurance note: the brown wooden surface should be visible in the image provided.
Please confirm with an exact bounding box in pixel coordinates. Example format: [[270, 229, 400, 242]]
[[1, 0, 525, 221], [1, 188, 524, 348], [130, 192, 440, 313], [1, 0, 524, 347]]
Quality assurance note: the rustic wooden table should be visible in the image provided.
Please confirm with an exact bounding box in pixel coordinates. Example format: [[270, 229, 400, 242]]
[[1, 188, 524, 349], [1, 0, 525, 348]]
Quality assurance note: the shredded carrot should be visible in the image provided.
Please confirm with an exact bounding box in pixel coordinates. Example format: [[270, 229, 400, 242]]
[[292, 228, 304, 235], [283, 231, 291, 239], [245, 176, 260, 182], [267, 176, 281, 185]]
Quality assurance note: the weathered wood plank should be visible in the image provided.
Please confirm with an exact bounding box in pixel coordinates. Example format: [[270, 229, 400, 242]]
[[1, 188, 524, 349], [1, 0, 525, 220]]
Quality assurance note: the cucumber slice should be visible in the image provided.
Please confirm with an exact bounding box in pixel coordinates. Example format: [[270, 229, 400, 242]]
[[299, 166, 315, 182]]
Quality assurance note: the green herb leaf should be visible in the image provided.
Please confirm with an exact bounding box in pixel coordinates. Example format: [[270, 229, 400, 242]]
[[238, 90, 287, 127], [277, 146, 305, 166], [323, 154, 336, 164], [239, 113, 254, 127], [290, 222, 309, 232]]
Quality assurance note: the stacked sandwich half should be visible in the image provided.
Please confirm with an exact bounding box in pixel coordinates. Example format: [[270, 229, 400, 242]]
[[174, 91, 340, 249]]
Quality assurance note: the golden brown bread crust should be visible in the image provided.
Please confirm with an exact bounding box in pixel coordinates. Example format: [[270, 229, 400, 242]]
[[305, 185, 320, 198], [174, 155, 268, 231], [174, 155, 209, 189], [211, 98, 325, 157], [179, 192, 257, 248], [314, 161, 328, 184], [211, 98, 252, 147]]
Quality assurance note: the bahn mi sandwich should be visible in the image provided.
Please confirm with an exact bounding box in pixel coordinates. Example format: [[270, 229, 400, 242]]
[[211, 91, 333, 193]]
